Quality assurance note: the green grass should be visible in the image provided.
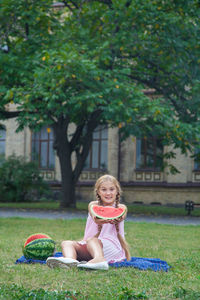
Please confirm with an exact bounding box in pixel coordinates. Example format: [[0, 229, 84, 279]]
[[127, 203, 200, 217], [0, 217, 200, 299], [1, 201, 200, 217], [0, 201, 63, 210], [0, 201, 85, 211]]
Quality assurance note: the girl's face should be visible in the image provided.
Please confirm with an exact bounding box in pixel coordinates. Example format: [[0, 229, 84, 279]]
[[98, 181, 118, 206]]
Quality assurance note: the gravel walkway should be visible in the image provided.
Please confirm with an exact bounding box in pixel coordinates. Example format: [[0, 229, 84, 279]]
[[0, 208, 200, 226]]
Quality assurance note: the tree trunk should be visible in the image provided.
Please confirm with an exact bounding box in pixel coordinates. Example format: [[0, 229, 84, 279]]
[[59, 157, 76, 208], [57, 136, 77, 208], [53, 111, 102, 208], [53, 118, 76, 208]]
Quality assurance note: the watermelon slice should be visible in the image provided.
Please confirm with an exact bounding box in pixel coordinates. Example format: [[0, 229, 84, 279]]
[[91, 205, 126, 220]]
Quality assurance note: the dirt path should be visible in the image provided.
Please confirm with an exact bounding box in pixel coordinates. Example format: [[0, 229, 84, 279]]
[[0, 208, 200, 226]]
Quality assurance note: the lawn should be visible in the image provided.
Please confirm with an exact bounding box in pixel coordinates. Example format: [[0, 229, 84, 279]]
[[0, 217, 200, 299]]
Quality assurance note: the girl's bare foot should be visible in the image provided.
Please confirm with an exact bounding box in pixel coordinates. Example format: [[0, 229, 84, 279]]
[[88, 257, 106, 264]]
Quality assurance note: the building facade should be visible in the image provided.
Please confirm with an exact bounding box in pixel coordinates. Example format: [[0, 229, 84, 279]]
[[1, 115, 200, 206]]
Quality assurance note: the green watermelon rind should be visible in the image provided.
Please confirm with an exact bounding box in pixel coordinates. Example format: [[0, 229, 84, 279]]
[[23, 238, 56, 260], [91, 205, 126, 220]]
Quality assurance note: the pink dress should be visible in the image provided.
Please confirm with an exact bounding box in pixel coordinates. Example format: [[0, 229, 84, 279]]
[[78, 213, 126, 263]]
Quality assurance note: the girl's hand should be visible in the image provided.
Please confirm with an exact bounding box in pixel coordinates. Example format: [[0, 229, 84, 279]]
[[94, 217, 110, 225], [107, 216, 123, 224]]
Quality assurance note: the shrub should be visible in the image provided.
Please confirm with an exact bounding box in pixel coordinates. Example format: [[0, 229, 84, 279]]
[[0, 155, 50, 202]]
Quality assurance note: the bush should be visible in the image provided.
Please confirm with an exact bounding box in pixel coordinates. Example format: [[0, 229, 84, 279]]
[[0, 155, 50, 202]]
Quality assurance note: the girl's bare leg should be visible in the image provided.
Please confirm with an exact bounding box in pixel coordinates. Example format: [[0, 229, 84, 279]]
[[86, 237, 106, 263], [61, 238, 106, 264], [61, 240, 92, 261], [61, 241, 78, 259]]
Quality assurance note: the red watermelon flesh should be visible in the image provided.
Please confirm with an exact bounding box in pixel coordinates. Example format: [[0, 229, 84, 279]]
[[24, 233, 51, 247], [91, 205, 126, 220]]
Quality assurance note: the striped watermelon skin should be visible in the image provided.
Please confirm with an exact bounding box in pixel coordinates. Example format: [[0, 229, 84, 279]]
[[23, 238, 56, 260]]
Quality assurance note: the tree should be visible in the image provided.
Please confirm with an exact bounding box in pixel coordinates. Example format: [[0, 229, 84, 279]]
[[1, 0, 200, 207]]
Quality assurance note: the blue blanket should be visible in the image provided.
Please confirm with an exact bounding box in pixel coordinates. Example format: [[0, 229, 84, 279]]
[[15, 252, 170, 272]]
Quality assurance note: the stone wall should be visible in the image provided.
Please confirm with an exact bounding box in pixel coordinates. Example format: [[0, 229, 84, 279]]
[[75, 184, 200, 205], [122, 185, 200, 205]]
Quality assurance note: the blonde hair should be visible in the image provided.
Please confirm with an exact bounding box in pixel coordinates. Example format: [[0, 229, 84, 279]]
[[94, 174, 131, 261]]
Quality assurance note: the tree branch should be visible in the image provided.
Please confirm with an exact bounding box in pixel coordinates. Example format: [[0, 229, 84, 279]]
[[70, 122, 85, 151], [85, 0, 112, 8], [62, 1, 79, 9], [25, 23, 29, 40], [52, 115, 70, 154], [73, 109, 102, 182], [0, 110, 20, 119]]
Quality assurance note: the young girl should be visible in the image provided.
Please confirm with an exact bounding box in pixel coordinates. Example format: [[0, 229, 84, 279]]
[[46, 174, 131, 270]]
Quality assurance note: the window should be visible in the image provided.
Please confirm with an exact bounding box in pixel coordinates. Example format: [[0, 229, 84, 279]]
[[136, 137, 163, 170], [84, 126, 108, 170], [194, 148, 200, 170], [31, 126, 55, 169], [0, 127, 6, 162]]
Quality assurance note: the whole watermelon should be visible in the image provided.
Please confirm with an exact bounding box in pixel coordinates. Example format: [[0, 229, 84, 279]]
[[23, 233, 56, 260]]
